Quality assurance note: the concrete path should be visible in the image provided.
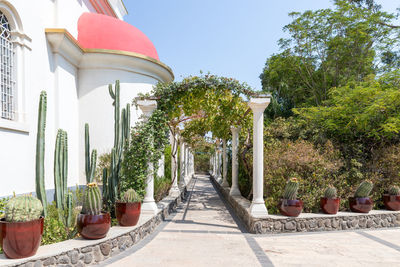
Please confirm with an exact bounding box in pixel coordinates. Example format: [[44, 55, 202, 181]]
[[101, 175, 400, 267]]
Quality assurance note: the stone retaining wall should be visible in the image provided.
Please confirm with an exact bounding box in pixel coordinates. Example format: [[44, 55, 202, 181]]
[[211, 176, 400, 234], [0, 181, 192, 267]]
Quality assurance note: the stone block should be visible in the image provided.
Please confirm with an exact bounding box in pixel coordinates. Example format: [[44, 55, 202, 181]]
[[94, 246, 103, 262], [57, 255, 70, 264], [84, 253, 93, 264], [42, 256, 56, 266], [285, 221, 296, 230], [81, 247, 93, 253], [68, 250, 79, 264]]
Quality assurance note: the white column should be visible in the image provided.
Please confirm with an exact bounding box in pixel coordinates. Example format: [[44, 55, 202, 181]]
[[157, 154, 165, 177], [184, 145, 190, 183], [248, 97, 270, 217], [221, 139, 229, 187], [170, 130, 180, 194], [179, 141, 186, 188], [216, 146, 222, 183], [191, 151, 195, 176], [230, 126, 241, 196], [214, 150, 218, 177], [138, 100, 158, 215]]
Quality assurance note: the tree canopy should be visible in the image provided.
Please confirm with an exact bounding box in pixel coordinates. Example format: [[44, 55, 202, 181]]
[[260, 0, 400, 118]]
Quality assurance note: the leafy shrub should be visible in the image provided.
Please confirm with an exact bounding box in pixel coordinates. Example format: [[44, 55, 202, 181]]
[[264, 139, 344, 213], [164, 145, 172, 180], [296, 76, 400, 165], [154, 176, 171, 202], [0, 197, 9, 219], [95, 153, 111, 183], [0, 197, 8, 254], [42, 202, 78, 245], [122, 110, 169, 198], [194, 152, 211, 173], [367, 144, 400, 208]]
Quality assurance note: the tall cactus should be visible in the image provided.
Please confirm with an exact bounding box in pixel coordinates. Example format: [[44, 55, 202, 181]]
[[35, 91, 47, 216], [85, 123, 97, 183], [283, 177, 299, 200], [54, 129, 68, 210], [104, 80, 131, 211]]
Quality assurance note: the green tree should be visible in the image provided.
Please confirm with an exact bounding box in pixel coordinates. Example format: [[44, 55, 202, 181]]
[[260, 0, 400, 117]]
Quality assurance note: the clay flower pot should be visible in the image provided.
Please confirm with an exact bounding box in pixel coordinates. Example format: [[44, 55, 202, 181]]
[[349, 197, 373, 213], [320, 197, 340, 214], [383, 194, 400, 211], [278, 199, 303, 217], [116, 202, 141, 226], [77, 212, 111, 239], [0, 217, 44, 259]]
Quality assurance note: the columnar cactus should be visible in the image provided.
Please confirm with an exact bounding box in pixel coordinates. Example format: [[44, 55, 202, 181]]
[[35, 91, 47, 216], [85, 123, 97, 183], [104, 80, 131, 210], [54, 129, 68, 210], [66, 192, 74, 228], [5, 195, 43, 222], [389, 185, 400, 196], [82, 183, 102, 215], [324, 185, 337, 199], [354, 180, 373, 198], [283, 177, 299, 200], [121, 189, 141, 203]]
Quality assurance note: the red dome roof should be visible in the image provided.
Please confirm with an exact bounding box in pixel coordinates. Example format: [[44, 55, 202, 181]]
[[77, 13, 159, 60]]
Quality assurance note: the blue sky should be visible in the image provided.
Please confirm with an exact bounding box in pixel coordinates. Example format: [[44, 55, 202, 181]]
[[124, 0, 400, 91]]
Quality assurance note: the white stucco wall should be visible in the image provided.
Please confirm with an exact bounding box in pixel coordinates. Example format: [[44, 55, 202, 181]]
[[0, 0, 94, 196], [0, 0, 173, 197], [78, 68, 158, 184]]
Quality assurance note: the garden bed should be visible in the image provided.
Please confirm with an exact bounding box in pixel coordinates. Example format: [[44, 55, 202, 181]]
[[211, 176, 400, 234], [0, 181, 191, 267]]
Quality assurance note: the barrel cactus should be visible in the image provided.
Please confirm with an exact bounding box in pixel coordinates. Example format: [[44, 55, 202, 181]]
[[121, 189, 142, 203], [82, 183, 102, 215], [283, 177, 299, 200], [354, 180, 373, 198], [324, 185, 337, 199], [5, 195, 43, 222], [389, 185, 400, 196]]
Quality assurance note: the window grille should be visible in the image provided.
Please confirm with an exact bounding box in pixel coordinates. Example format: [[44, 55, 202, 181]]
[[0, 11, 14, 120]]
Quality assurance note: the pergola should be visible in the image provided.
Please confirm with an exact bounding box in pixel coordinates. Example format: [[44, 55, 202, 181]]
[[137, 95, 271, 218]]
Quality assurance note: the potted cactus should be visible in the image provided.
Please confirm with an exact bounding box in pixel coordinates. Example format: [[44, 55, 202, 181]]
[[116, 189, 143, 226], [320, 185, 340, 214], [278, 177, 303, 217], [349, 180, 374, 213], [383, 185, 400, 211], [0, 195, 44, 259], [77, 183, 111, 239]]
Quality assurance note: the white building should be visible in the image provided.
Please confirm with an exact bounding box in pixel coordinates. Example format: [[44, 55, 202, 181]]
[[0, 0, 173, 197]]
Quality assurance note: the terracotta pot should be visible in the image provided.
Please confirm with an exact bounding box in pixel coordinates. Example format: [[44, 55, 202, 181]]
[[349, 197, 373, 213], [77, 213, 111, 240], [320, 197, 340, 214], [0, 217, 44, 259], [383, 194, 400, 211], [115, 202, 141, 226], [278, 199, 303, 217]]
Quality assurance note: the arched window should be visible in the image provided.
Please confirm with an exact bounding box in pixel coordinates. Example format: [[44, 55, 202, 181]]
[[0, 11, 14, 120]]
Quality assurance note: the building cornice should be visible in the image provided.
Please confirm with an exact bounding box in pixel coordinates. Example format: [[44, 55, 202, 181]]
[[45, 28, 174, 82]]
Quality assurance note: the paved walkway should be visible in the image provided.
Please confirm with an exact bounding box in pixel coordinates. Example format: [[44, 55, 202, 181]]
[[101, 175, 400, 267]]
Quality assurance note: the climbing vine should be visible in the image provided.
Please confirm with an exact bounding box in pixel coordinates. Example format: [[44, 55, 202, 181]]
[[121, 110, 169, 197]]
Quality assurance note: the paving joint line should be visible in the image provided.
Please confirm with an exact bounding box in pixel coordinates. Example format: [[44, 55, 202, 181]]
[[357, 231, 400, 253], [208, 175, 274, 267]]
